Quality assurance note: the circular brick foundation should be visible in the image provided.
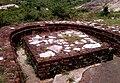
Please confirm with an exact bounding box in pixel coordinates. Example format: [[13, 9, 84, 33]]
[[0, 21, 119, 82]]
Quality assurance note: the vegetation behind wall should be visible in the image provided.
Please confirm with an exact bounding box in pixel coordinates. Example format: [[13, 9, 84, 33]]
[[1, 0, 120, 27]]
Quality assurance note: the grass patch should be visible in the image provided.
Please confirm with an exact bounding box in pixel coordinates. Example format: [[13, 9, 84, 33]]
[[102, 18, 120, 26], [63, 34, 80, 43], [72, 11, 120, 27]]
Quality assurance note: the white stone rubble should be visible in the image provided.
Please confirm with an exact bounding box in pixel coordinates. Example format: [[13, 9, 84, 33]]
[[79, 35, 88, 37], [94, 19, 104, 22], [59, 39, 65, 42], [64, 45, 69, 47], [70, 44, 74, 46], [76, 21, 81, 24], [48, 36, 56, 39], [64, 47, 71, 50], [29, 40, 41, 45], [28, 30, 103, 56], [42, 40, 49, 44], [39, 51, 55, 57], [29, 35, 45, 45], [112, 30, 119, 32], [81, 39, 87, 43], [64, 50, 71, 52], [73, 48, 81, 51], [10, 27, 15, 29], [34, 35, 42, 39], [47, 45, 63, 53], [83, 43, 101, 48], [48, 39, 54, 44], [58, 34, 63, 37], [74, 41, 80, 44], [65, 31, 73, 34], [0, 57, 3, 60]]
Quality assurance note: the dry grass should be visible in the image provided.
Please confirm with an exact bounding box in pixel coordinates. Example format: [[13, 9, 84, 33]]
[[63, 34, 80, 43]]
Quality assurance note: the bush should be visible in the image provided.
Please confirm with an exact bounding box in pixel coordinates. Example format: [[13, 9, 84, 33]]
[[100, 3, 110, 16]]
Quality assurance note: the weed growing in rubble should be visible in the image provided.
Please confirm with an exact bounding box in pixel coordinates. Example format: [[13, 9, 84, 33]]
[[63, 34, 80, 43]]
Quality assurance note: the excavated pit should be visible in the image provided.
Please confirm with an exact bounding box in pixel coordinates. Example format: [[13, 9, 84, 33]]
[[8, 21, 119, 82], [22, 26, 113, 80]]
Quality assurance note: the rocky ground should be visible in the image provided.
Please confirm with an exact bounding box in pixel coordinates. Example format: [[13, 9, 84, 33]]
[[74, 0, 120, 12], [79, 56, 120, 83]]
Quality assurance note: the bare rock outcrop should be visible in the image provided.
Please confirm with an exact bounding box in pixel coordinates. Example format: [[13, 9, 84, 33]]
[[74, 0, 120, 12]]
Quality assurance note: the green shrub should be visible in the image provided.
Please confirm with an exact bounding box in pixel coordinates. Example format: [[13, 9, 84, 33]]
[[100, 3, 110, 16]]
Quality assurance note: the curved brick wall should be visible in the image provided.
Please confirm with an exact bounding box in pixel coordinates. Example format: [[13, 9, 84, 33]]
[[0, 21, 119, 82]]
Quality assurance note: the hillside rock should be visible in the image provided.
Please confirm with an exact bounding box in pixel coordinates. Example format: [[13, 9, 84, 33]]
[[74, 0, 120, 12]]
